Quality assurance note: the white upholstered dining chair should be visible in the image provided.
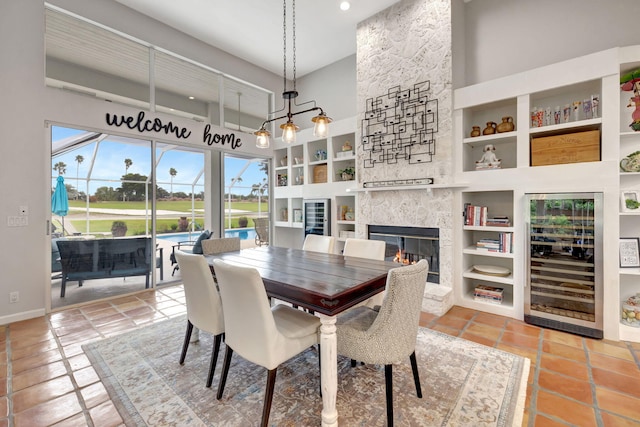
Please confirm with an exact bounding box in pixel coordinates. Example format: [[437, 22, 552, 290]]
[[343, 238, 387, 307], [213, 259, 321, 427], [201, 236, 240, 256], [336, 259, 429, 427], [175, 251, 225, 388], [343, 237, 386, 260], [302, 234, 336, 253]]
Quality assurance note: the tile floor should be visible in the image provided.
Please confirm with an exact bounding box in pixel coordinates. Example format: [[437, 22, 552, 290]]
[[1, 286, 639, 426]]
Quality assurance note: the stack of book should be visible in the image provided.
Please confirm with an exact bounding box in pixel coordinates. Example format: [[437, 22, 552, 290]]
[[473, 285, 504, 304], [475, 233, 513, 253], [485, 216, 511, 227]]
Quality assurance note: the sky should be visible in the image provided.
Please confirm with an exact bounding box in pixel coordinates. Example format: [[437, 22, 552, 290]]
[[51, 126, 268, 196]]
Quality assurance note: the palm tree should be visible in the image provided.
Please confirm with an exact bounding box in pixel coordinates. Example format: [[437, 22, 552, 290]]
[[74, 155, 84, 200], [53, 161, 66, 176], [169, 167, 177, 197], [123, 158, 132, 201]]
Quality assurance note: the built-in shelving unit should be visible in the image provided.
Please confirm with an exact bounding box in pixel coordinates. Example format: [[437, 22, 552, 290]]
[[618, 53, 640, 342], [272, 117, 357, 252], [454, 46, 640, 342]]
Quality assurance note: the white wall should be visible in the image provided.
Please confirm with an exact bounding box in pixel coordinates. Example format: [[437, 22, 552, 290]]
[[297, 55, 357, 126], [460, 0, 640, 86]]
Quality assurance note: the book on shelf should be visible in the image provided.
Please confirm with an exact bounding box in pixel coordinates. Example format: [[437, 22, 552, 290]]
[[473, 284, 504, 304], [475, 233, 513, 253], [464, 204, 488, 226]]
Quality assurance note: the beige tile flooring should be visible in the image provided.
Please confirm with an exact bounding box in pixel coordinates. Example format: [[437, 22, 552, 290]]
[[1, 286, 639, 426]]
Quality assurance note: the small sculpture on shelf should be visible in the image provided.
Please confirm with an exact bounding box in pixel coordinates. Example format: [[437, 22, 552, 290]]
[[342, 140, 352, 152], [475, 144, 501, 170], [470, 126, 481, 137]]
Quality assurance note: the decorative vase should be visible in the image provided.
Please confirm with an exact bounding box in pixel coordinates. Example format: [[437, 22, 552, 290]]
[[470, 126, 481, 137], [496, 117, 514, 133], [482, 122, 496, 135]]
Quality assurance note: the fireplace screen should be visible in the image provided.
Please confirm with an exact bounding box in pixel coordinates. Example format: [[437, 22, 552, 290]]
[[368, 225, 439, 283]]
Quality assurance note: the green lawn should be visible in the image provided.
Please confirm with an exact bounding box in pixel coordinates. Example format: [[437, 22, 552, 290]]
[[65, 200, 268, 236], [68, 200, 267, 212]]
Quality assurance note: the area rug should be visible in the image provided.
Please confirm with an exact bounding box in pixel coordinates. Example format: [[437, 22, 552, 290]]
[[83, 316, 529, 426]]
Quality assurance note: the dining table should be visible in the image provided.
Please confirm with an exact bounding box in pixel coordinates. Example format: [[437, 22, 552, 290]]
[[205, 245, 399, 427]]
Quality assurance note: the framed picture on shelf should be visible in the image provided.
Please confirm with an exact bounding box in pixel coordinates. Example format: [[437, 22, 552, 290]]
[[620, 190, 640, 212], [619, 237, 640, 267], [293, 208, 302, 223]]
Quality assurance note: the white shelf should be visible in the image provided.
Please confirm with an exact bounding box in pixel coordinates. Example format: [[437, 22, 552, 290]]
[[347, 183, 468, 193], [462, 131, 516, 145], [619, 323, 640, 341], [463, 246, 514, 258], [336, 220, 355, 225], [619, 267, 640, 275], [463, 225, 514, 232], [528, 117, 602, 135], [463, 268, 514, 285]]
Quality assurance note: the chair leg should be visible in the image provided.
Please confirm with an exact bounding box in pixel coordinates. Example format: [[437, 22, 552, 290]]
[[385, 364, 393, 427], [261, 368, 278, 427], [206, 334, 223, 388], [350, 359, 357, 367], [216, 345, 234, 400], [179, 321, 193, 365], [409, 351, 422, 398], [318, 344, 322, 397]]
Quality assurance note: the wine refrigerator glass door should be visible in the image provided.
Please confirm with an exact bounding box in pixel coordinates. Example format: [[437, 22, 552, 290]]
[[525, 192, 603, 338]]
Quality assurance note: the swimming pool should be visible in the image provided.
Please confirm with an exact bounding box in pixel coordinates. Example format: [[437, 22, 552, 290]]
[[157, 229, 256, 243]]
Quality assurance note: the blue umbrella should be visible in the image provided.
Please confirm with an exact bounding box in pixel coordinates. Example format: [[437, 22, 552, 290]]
[[52, 175, 69, 235]]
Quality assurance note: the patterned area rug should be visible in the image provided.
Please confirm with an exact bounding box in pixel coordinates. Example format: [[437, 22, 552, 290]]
[[83, 316, 529, 426]]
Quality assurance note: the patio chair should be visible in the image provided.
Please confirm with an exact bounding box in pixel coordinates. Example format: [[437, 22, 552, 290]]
[[254, 217, 269, 246], [170, 230, 212, 276]]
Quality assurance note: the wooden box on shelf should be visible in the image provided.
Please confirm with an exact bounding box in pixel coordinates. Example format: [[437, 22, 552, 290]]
[[530, 129, 600, 166], [313, 164, 327, 183]]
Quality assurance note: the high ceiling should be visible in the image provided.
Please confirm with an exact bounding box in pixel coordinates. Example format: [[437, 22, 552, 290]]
[[114, 0, 400, 77]]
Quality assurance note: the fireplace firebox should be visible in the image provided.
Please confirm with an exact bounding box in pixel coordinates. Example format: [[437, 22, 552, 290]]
[[368, 225, 439, 283]]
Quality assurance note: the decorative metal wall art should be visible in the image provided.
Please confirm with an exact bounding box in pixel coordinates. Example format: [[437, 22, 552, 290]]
[[361, 81, 438, 168]]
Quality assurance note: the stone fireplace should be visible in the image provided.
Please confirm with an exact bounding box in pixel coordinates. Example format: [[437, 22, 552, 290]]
[[368, 225, 440, 284]]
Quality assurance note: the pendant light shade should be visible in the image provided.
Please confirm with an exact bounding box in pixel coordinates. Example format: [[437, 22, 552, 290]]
[[280, 121, 299, 144], [312, 112, 332, 138], [254, 128, 271, 149]]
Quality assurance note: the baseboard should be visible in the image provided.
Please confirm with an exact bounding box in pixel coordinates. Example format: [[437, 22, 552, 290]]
[[0, 308, 46, 326]]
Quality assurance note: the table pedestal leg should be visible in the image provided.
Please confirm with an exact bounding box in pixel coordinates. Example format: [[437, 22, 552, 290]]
[[319, 314, 338, 427]]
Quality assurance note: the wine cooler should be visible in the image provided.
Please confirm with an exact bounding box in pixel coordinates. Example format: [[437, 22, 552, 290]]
[[303, 199, 331, 237], [525, 193, 603, 338]]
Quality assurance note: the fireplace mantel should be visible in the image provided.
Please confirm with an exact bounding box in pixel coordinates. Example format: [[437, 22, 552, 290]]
[[347, 183, 467, 193]]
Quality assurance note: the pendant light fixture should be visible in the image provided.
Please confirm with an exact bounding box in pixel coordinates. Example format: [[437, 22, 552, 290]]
[[255, 0, 331, 148]]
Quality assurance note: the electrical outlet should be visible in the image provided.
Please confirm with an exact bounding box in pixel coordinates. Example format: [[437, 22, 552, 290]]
[[9, 292, 19, 303]]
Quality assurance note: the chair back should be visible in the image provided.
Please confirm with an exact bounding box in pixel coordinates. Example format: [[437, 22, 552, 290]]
[[343, 238, 386, 260], [213, 259, 281, 367], [201, 237, 240, 255], [370, 259, 429, 362], [175, 251, 224, 334], [302, 234, 336, 253], [254, 217, 269, 246]]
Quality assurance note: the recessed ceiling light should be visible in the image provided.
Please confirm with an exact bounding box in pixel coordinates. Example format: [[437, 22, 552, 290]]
[[188, 96, 195, 100], [340, 1, 350, 11]]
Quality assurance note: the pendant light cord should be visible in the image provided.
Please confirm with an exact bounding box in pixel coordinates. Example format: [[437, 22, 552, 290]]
[[282, 0, 297, 93]]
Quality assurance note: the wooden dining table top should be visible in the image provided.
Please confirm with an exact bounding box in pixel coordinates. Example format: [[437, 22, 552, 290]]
[[205, 245, 399, 316]]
